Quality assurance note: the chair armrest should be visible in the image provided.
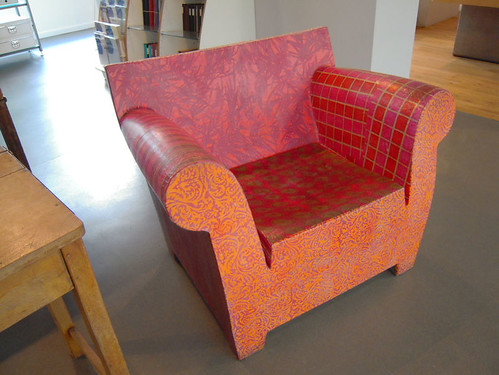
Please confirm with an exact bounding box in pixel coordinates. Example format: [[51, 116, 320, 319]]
[[310, 66, 455, 200], [120, 108, 270, 358], [120, 108, 215, 204], [121, 108, 256, 232], [311, 66, 455, 272]]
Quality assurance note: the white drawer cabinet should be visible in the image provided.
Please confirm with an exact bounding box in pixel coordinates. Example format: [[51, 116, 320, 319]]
[[0, 33, 36, 55], [0, 0, 42, 57], [0, 17, 34, 43]]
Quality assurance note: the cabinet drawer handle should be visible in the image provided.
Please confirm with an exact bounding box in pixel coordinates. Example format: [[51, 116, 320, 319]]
[[11, 40, 20, 49], [8, 26, 18, 34]]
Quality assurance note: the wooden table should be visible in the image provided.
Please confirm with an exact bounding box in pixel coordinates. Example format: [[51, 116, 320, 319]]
[[436, 0, 498, 6], [0, 148, 129, 374]]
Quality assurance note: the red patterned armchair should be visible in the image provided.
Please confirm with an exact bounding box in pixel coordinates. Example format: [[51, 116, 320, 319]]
[[105, 28, 455, 359]]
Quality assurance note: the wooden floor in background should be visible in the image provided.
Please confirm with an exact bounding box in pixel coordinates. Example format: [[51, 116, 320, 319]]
[[410, 17, 499, 121]]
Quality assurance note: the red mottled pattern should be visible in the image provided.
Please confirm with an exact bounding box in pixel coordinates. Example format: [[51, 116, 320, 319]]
[[106, 28, 334, 169], [231, 142, 402, 265], [105, 28, 455, 359]]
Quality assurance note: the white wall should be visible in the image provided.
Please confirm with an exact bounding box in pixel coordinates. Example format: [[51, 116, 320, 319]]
[[371, 0, 419, 77], [29, 0, 95, 39], [255, 0, 376, 71], [25, 0, 421, 77], [255, 0, 419, 77], [200, 0, 256, 49], [417, 0, 459, 27]]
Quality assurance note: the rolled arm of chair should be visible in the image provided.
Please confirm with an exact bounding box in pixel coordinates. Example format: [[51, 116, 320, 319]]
[[121, 107, 270, 358], [121, 108, 258, 234], [311, 66, 455, 274], [120, 107, 216, 205], [311, 66, 455, 200]]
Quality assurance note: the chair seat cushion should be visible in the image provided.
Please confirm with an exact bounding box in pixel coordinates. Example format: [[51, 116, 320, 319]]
[[231, 143, 403, 263]]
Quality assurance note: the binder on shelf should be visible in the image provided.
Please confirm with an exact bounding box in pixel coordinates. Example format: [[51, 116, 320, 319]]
[[154, 0, 160, 27], [142, 0, 148, 27], [149, 0, 154, 27], [182, 4, 189, 31], [142, 0, 162, 30], [182, 3, 204, 34], [196, 5, 203, 33]]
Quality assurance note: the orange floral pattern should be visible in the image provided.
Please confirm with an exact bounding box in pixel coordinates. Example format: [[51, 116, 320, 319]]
[[105, 28, 455, 359]]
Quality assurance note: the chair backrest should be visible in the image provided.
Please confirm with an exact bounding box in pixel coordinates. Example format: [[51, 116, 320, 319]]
[[106, 27, 335, 168]]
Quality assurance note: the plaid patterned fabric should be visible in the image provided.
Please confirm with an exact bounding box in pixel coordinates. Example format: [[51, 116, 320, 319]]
[[311, 66, 443, 198]]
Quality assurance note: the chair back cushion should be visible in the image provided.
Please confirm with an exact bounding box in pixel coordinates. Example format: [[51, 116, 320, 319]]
[[106, 27, 335, 168]]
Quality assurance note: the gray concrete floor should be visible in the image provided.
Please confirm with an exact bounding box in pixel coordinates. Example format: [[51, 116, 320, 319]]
[[0, 30, 498, 375]]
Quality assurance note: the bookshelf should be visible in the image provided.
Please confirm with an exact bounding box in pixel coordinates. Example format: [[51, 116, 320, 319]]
[[95, 0, 256, 64], [159, 0, 205, 55], [126, 0, 163, 61], [0, 0, 42, 57]]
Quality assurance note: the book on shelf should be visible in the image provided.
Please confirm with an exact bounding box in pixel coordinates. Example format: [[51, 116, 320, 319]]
[[144, 42, 159, 58]]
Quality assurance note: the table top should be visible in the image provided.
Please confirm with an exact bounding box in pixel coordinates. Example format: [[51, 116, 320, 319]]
[[0, 148, 84, 277], [435, 0, 499, 8]]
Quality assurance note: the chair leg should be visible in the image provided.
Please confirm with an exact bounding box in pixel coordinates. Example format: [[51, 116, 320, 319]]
[[392, 255, 416, 275], [60, 239, 129, 375], [233, 328, 267, 360], [47, 297, 84, 358]]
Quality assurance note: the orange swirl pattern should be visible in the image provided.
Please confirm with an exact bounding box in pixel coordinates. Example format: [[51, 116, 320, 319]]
[[167, 161, 271, 358], [105, 28, 455, 359]]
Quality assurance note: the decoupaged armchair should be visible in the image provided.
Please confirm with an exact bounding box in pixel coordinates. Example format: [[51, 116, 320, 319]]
[[105, 27, 455, 359]]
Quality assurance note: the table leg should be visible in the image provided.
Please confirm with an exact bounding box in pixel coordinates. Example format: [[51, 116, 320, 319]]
[[60, 239, 129, 375]]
